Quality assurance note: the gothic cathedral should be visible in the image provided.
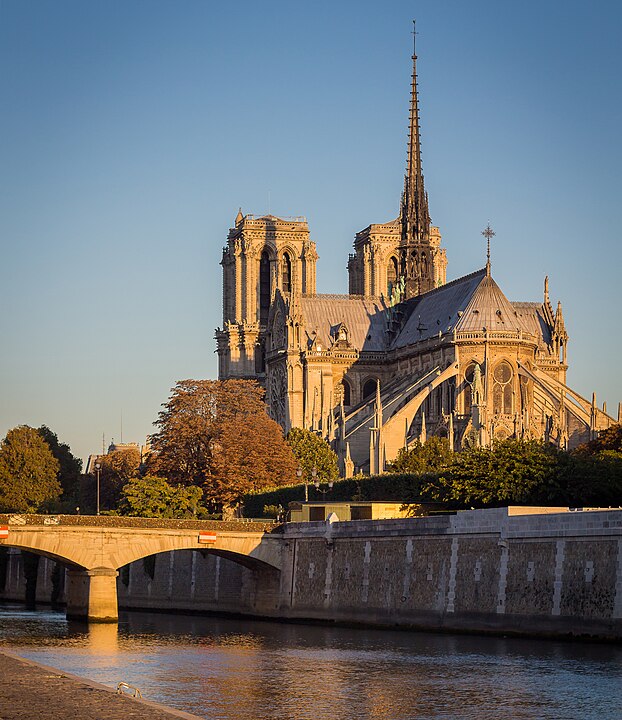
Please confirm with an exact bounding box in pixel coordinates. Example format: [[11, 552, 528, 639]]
[[216, 36, 617, 475]]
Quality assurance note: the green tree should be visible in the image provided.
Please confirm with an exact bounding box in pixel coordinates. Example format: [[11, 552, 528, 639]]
[[37, 426, 82, 505], [0, 426, 61, 512], [390, 437, 453, 475], [149, 379, 297, 511], [440, 439, 562, 508], [118, 476, 203, 518], [285, 427, 339, 485]]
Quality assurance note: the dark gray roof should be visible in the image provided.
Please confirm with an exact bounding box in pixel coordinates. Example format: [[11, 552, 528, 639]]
[[299, 294, 390, 352], [392, 270, 536, 349], [512, 302, 553, 347], [392, 269, 486, 348], [455, 274, 533, 334], [297, 270, 552, 355]]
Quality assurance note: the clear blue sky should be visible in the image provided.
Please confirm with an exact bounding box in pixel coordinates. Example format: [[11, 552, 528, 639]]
[[1, 0, 620, 464]]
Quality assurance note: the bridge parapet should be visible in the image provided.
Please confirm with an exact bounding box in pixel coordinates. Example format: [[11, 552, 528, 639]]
[[0, 514, 282, 534]]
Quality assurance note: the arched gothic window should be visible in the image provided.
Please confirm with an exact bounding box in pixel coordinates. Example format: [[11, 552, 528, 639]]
[[282, 252, 292, 294], [463, 363, 476, 416], [259, 251, 271, 325], [387, 256, 398, 295], [342, 379, 351, 407], [421, 252, 428, 278], [410, 251, 419, 276], [493, 361, 513, 414], [362, 379, 377, 400]]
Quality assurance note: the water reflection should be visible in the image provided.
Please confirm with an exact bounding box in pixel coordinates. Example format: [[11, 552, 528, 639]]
[[0, 605, 621, 720]]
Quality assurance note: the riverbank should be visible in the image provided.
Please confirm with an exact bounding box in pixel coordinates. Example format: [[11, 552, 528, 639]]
[[0, 649, 204, 720]]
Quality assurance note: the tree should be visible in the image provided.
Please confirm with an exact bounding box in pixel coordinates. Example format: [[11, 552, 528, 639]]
[[149, 379, 298, 510], [37, 426, 82, 504], [118, 476, 203, 518], [95, 447, 142, 511], [0, 426, 61, 512], [574, 424, 622, 456], [285, 427, 339, 485], [564, 424, 622, 506], [440, 439, 562, 508], [390, 437, 453, 475]]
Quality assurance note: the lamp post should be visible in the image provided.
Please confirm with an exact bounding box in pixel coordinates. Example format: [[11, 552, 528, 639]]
[[95, 462, 101, 516], [297, 466, 307, 502], [312, 466, 334, 496]]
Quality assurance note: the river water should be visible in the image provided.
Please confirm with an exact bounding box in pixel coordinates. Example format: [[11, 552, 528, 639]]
[[1, 605, 621, 720]]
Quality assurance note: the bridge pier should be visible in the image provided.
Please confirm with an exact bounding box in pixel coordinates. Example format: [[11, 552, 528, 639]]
[[66, 568, 118, 623]]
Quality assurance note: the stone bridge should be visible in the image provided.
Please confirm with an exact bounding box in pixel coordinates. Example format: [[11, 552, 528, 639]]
[[0, 515, 283, 623]]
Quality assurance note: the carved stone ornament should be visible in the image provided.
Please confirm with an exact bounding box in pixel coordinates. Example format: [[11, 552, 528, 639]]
[[272, 308, 286, 349], [269, 364, 287, 425]]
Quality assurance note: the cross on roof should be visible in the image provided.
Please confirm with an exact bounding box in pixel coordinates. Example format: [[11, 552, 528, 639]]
[[481, 223, 495, 274]]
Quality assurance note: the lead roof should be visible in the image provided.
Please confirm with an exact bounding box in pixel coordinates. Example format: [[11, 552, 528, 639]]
[[296, 269, 550, 354]]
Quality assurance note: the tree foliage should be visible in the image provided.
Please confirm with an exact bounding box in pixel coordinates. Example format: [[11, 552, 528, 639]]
[[149, 379, 298, 509], [390, 437, 453, 475], [574, 424, 622, 456], [0, 426, 61, 512], [118, 476, 203, 518], [285, 427, 339, 484], [437, 439, 563, 507], [37, 425, 82, 503], [564, 424, 622, 506], [95, 447, 142, 510]]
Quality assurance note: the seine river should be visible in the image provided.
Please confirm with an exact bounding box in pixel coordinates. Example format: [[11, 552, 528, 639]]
[[1, 605, 621, 720]]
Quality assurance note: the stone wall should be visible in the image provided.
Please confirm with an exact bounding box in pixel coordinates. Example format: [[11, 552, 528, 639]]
[[279, 508, 622, 639]]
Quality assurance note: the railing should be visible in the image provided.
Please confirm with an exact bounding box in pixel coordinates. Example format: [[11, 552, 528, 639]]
[[455, 330, 538, 342], [244, 214, 307, 223]]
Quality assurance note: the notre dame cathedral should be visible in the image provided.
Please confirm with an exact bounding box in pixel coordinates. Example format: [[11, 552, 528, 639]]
[[215, 38, 617, 475]]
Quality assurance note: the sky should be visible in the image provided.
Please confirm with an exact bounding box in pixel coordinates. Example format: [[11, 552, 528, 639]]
[[1, 0, 620, 465]]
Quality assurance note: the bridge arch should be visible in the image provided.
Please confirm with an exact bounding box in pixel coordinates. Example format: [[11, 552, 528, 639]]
[[0, 518, 283, 623]]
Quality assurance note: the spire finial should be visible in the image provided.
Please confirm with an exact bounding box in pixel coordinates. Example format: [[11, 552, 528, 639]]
[[544, 275, 550, 303], [482, 223, 495, 275]]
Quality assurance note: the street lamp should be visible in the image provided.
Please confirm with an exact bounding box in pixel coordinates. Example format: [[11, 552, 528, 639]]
[[95, 462, 101, 516], [312, 466, 334, 496]]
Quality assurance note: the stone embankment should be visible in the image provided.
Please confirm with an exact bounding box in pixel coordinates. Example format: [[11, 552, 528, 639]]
[[0, 650, 204, 720]]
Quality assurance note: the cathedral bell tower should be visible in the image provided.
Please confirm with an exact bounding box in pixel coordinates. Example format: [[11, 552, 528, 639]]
[[216, 211, 318, 382]]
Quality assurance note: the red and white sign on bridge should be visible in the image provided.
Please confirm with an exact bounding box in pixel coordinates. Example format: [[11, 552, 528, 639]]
[[198, 530, 218, 544]]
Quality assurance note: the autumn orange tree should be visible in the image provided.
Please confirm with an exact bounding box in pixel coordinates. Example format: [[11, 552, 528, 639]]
[[148, 379, 297, 512]]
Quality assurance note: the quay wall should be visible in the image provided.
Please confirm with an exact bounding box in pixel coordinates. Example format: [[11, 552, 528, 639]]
[[279, 508, 622, 639], [1, 508, 621, 640]]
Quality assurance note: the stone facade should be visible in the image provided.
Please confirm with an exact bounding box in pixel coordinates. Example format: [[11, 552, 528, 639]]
[[216, 41, 617, 473]]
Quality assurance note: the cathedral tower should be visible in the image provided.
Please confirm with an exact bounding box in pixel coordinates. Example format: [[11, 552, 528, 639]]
[[216, 212, 318, 381]]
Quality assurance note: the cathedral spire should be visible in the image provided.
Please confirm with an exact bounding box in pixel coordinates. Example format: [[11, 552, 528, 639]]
[[400, 20, 430, 249]]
